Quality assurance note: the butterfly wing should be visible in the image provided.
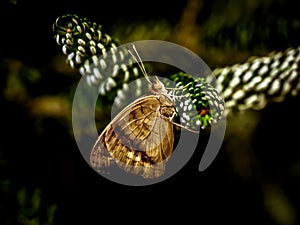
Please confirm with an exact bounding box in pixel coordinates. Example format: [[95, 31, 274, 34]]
[[90, 95, 175, 178]]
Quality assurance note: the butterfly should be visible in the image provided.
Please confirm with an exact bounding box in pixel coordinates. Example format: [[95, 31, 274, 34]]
[[89, 44, 196, 178]]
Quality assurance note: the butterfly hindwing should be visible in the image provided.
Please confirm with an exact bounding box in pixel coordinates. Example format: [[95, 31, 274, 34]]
[[90, 94, 175, 178]]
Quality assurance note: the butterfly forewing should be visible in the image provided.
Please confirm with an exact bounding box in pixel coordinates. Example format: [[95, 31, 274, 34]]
[[90, 94, 176, 178]]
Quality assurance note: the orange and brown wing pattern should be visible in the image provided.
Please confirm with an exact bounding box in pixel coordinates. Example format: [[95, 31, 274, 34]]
[[90, 95, 175, 178]]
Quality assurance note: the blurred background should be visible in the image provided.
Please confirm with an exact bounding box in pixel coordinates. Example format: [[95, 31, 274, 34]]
[[0, 0, 300, 224]]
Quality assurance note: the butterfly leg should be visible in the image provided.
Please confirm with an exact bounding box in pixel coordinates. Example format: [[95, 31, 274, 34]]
[[169, 111, 177, 121]]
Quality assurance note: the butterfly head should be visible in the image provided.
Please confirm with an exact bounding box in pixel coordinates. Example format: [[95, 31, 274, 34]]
[[151, 76, 167, 95]]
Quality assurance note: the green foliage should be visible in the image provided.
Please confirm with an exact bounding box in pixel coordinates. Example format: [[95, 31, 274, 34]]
[[0, 181, 57, 225]]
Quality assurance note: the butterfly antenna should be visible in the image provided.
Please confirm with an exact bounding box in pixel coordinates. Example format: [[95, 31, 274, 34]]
[[128, 44, 152, 84]]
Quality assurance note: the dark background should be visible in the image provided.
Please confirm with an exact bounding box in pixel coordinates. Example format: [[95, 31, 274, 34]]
[[1, 0, 300, 224]]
